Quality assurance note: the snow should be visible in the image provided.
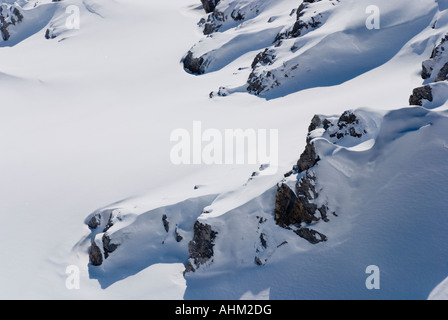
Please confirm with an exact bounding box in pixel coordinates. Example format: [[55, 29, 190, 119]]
[[0, 0, 448, 300]]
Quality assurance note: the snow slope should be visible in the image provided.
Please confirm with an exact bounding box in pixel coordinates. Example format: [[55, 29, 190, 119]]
[[0, 0, 448, 300]]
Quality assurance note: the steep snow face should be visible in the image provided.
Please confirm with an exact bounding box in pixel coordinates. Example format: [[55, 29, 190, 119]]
[[183, 0, 438, 98], [183, 107, 448, 300], [81, 106, 448, 299]]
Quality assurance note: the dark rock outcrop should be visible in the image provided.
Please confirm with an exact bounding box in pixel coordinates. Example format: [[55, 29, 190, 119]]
[[410, 34, 448, 106], [295, 228, 328, 244], [162, 214, 170, 233], [422, 34, 448, 81], [201, 0, 220, 14], [183, 51, 207, 75], [247, 70, 280, 96], [274, 174, 322, 229], [175, 226, 183, 243], [0, 5, 24, 41], [409, 85, 433, 106], [185, 221, 218, 273], [87, 214, 101, 229], [275, 0, 324, 42], [251, 48, 276, 69], [275, 111, 365, 244], [297, 142, 320, 173], [89, 241, 103, 266], [102, 233, 119, 259]]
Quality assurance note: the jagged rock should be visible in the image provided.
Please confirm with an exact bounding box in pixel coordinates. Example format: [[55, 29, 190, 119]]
[[294, 228, 328, 244], [254, 256, 264, 266], [0, 4, 24, 41], [45, 28, 56, 40], [175, 226, 183, 243], [89, 241, 103, 266], [297, 142, 320, 173], [201, 0, 220, 14], [87, 214, 101, 229], [247, 70, 280, 95], [102, 233, 119, 259], [260, 233, 267, 249], [247, 49, 277, 95], [162, 214, 170, 233], [329, 111, 365, 139], [435, 62, 448, 82], [251, 48, 276, 69], [275, 112, 353, 243], [201, 9, 225, 35], [338, 111, 358, 127], [199, 0, 263, 36], [183, 51, 207, 75], [308, 115, 322, 132], [275, 0, 324, 42], [185, 221, 218, 273], [308, 111, 367, 141], [409, 85, 433, 106], [103, 214, 115, 233], [422, 34, 448, 81], [274, 174, 321, 229]]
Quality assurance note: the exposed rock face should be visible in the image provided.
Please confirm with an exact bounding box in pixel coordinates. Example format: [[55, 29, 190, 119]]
[[251, 48, 276, 69], [297, 143, 320, 173], [0, 4, 24, 41], [246, 0, 339, 96], [409, 85, 433, 106], [199, 0, 263, 36], [422, 34, 448, 82], [183, 51, 207, 75], [410, 34, 448, 106], [86, 209, 122, 266], [275, 173, 324, 230], [87, 214, 101, 229], [185, 221, 218, 273], [87, 233, 120, 265], [175, 226, 184, 243], [201, 0, 220, 14], [102, 233, 119, 259], [295, 228, 328, 244], [247, 70, 280, 96], [162, 214, 170, 233], [89, 241, 103, 266], [275, 110, 365, 244], [184, 0, 339, 94], [199, 7, 226, 36], [275, 0, 324, 41]]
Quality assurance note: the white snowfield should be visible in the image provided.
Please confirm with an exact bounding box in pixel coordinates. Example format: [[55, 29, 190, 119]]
[[0, 0, 448, 300]]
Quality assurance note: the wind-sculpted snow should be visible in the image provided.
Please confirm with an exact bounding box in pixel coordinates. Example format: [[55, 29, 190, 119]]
[[184, 0, 437, 98], [0, 0, 108, 47], [182, 107, 448, 299], [82, 104, 448, 299], [82, 194, 218, 288], [2, 0, 448, 300]]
